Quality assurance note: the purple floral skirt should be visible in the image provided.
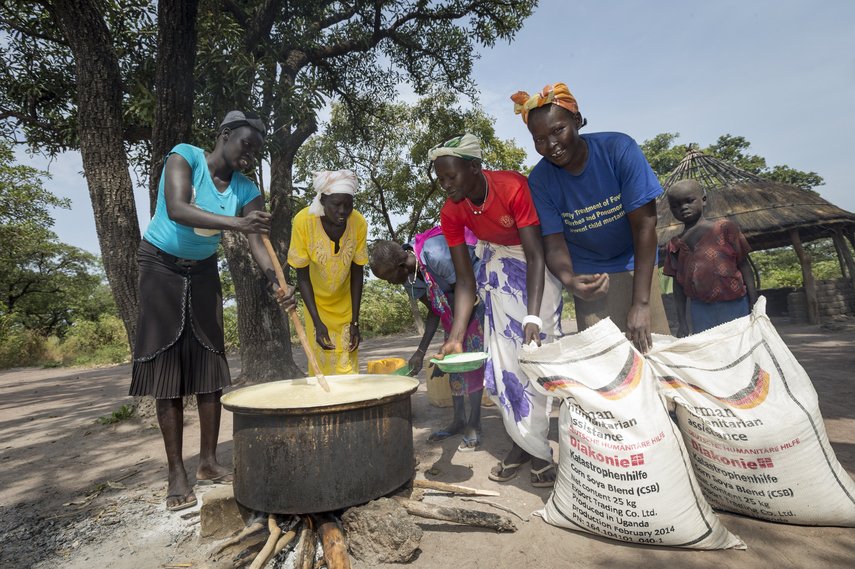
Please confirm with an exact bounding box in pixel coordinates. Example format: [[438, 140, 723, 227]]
[[476, 242, 563, 462]]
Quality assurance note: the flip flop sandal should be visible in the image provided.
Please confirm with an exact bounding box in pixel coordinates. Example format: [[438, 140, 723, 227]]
[[197, 473, 234, 486], [166, 492, 198, 512], [488, 460, 525, 482], [530, 463, 557, 488], [427, 428, 461, 442], [457, 433, 481, 452]]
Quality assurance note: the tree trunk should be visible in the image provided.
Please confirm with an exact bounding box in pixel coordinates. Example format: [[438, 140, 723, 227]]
[[220, 65, 320, 382], [149, 0, 200, 216], [222, 231, 302, 381], [217, 116, 306, 381], [49, 0, 140, 346], [790, 229, 819, 325]]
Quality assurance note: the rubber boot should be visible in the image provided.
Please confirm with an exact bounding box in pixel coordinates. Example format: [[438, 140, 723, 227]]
[[458, 389, 483, 450], [428, 395, 466, 441], [451, 394, 466, 426], [467, 389, 483, 433]]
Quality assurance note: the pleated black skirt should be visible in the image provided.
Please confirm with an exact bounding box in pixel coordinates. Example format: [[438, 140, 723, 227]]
[[129, 240, 231, 399]]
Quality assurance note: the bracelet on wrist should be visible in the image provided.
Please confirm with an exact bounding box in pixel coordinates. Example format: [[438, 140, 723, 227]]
[[414, 348, 425, 354], [522, 315, 543, 329]]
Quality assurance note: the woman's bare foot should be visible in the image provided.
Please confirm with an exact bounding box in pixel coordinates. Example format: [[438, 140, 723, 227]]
[[166, 466, 196, 510], [530, 456, 557, 487], [488, 444, 531, 481], [197, 460, 234, 485]]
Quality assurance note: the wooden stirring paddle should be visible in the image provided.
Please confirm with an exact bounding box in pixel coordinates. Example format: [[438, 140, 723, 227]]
[[261, 235, 331, 392]]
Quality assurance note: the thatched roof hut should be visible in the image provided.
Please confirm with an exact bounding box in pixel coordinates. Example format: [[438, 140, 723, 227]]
[[656, 149, 855, 324], [656, 149, 855, 250]]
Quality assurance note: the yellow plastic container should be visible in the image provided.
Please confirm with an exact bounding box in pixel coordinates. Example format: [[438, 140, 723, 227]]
[[367, 357, 407, 375]]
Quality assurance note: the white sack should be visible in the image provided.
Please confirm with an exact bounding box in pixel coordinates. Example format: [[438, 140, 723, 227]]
[[646, 296, 855, 526], [520, 319, 744, 549]]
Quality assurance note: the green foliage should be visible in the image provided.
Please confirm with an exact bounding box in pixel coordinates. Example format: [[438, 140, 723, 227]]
[[0, 2, 157, 156], [0, 310, 46, 368], [640, 133, 824, 192], [2, 237, 108, 336], [97, 403, 136, 425], [706, 135, 768, 175], [638, 133, 685, 182], [0, 143, 111, 338], [560, 290, 576, 323], [0, 0, 519, 180], [0, 312, 129, 369], [359, 280, 418, 337], [59, 314, 130, 366], [751, 241, 841, 289], [0, 144, 69, 225], [295, 94, 527, 241], [0, 142, 127, 368], [1, 0, 536, 375], [763, 165, 825, 193], [223, 304, 240, 352]]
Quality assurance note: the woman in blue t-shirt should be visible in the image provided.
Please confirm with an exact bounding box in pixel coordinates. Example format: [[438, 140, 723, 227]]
[[511, 83, 669, 352], [130, 111, 291, 512]]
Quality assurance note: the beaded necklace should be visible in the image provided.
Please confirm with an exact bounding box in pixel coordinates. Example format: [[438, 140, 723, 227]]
[[465, 173, 489, 215]]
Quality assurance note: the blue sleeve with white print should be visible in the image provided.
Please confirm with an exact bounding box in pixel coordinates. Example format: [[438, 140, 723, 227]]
[[615, 137, 663, 213]]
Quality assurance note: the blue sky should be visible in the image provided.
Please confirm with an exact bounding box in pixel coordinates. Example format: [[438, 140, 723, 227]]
[[18, 0, 855, 254]]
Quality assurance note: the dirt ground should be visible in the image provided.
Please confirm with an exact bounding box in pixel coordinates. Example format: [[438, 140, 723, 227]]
[[1, 318, 854, 569]]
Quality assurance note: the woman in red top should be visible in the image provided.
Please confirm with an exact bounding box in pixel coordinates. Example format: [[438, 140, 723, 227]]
[[664, 179, 757, 336], [432, 133, 563, 487]]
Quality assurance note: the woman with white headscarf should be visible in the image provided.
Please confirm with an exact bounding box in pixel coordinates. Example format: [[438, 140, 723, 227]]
[[287, 170, 367, 374]]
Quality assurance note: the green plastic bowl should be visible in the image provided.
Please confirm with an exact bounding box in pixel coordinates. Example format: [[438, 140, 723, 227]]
[[429, 351, 488, 373], [392, 364, 412, 376]]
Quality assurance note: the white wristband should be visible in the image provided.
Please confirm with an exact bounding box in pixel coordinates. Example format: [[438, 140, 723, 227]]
[[522, 315, 543, 329]]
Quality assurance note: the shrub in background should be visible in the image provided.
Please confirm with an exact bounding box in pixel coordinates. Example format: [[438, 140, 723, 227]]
[[223, 304, 240, 353], [58, 314, 129, 366], [359, 280, 417, 337], [0, 313, 46, 368], [218, 279, 438, 354]]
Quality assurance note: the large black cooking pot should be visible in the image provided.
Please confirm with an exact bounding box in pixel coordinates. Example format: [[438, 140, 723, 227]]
[[222, 374, 419, 514]]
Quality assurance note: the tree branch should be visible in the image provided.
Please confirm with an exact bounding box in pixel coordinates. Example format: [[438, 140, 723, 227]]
[[0, 109, 66, 141], [304, 1, 479, 62], [0, 12, 68, 45]]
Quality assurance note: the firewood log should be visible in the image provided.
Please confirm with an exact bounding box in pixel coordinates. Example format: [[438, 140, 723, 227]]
[[249, 514, 282, 569], [298, 516, 317, 569], [315, 513, 352, 569], [271, 526, 298, 558], [291, 523, 310, 567], [460, 497, 528, 522], [412, 479, 500, 497], [211, 522, 264, 558], [232, 540, 265, 568], [393, 497, 516, 532], [214, 521, 265, 556]]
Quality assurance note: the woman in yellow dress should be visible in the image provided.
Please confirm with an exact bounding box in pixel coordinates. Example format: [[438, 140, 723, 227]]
[[288, 170, 367, 374]]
